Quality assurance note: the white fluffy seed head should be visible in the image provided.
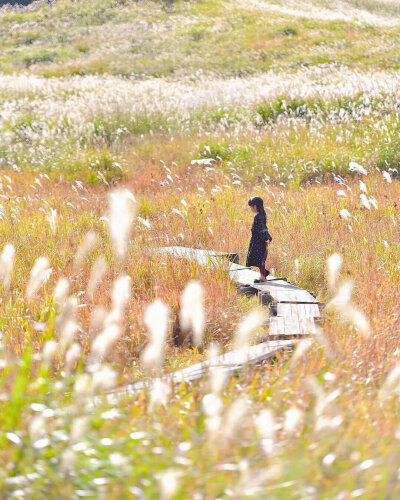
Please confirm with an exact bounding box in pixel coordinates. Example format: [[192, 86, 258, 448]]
[[47, 208, 57, 235], [202, 393, 223, 417], [157, 469, 181, 500], [255, 409, 275, 440], [234, 309, 265, 350], [73, 373, 92, 400], [91, 365, 118, 392], [290, 338, 314, 367], [340, 305, 371, 338], [283, 407, 303, 435], [73, 231, 98, 273], [54, 278, 70, 309], [327, 253, 342, 291], [328, 280, 354, 308], [360, 193, 371, 210], [359, 180, 368, 193], [108, 189, 137, 260], [90, 324, 121, 362], [89, 307, 108, 340], [380, 364, 400, 401], [86, 255, 107, 301], [112, 275, 131, 317], [383, 171, 392, 183], [56, 296, 79, 348], [60, 448, 76, 473], [69, 416, 89, 444], [223, 397, 249, 440], [26, 257, 52, 301], [179, 280, 205, 346], [339, 209, 351, 220], [349, 161, 368, 175], [0, 243, 15, 292], [255, 409, 275, 455], [42, 340, 58, 364], [207, 343, 228, 395], [29, 415, 46, 442], [65, 342, 82, 374], [150, 379, 171, 409], [60, 320, 79, 348], [141, 299, 170, 372]]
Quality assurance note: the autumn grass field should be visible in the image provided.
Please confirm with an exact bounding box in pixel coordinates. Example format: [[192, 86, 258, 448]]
[[0, 0, 400, 498]]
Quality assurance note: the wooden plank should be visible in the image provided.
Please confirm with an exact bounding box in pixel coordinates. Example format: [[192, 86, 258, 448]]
[[269, 316, 317, 337], [114, 340, 296, 396], [277, 303, 292, 318], [300, 318, 317, 335], [251, 280, 317, 304], [283, 318, 300, 335], [269, 317, 285, 336], [303, 303, 321, 318]]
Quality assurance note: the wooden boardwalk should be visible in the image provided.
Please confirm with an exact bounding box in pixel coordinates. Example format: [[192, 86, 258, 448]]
[[162, 247, 321, 337], [111, 247, 321, 395]]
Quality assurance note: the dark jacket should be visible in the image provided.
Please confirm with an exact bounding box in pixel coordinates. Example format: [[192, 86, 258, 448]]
[[246, 212, 272, 268]]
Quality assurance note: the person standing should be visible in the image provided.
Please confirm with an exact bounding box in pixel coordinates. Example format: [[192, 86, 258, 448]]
[[246, 196, 272, 283]]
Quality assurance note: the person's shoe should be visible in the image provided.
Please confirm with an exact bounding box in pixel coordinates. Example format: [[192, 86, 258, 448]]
[[254, 279, 267, 284]]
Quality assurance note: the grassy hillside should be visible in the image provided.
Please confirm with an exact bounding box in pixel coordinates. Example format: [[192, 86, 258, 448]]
[[0, 0, 400, 498], [1, 0, 400, 77]]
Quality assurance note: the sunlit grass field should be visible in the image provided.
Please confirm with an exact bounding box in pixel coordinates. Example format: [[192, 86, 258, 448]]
[[0, 0, 400, 498]]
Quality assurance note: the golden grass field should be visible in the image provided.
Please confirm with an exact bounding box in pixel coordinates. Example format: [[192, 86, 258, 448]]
[[0, 0, 400, 498]]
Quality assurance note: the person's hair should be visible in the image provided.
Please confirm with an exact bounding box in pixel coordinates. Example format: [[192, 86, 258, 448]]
[[248, 196, 266, 218]]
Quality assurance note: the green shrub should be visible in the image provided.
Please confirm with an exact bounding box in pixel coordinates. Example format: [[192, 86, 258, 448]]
[[199, 141, 233, 161], [279, 26, 298, 37], [256, 97, 319, 124], [23, 51, 56, 67]]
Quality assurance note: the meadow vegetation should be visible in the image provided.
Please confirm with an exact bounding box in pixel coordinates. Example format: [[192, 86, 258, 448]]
[[0, 0, 399, 497]]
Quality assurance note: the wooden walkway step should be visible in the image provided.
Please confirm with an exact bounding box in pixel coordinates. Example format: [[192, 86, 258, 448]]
[[111, 339, 296, 398]]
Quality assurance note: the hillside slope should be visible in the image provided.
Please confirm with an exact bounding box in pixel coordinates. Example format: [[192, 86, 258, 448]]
[[1, 0, 400, 77]]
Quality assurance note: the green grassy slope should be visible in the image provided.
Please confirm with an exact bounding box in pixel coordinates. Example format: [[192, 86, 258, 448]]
[[1, 0, 400, 77]]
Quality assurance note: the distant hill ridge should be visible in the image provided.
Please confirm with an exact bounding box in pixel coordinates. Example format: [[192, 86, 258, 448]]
[[0, 0, 54, 12], [1, 0, 35, 5]]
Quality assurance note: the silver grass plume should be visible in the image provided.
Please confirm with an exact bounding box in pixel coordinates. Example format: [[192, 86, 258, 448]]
[[0, 243, 15, 292], [179, 280, 205, 346], [86, 255, 107, 301], [26, 257, 52, 301], [326, 254, 371, 337], [54, 278, 70, 309], [234, 309, 265, 351], [108, 189, 137, 260], [141, 299, 170, 372], [327, 253, 342, 291], [73, 231, 97, 274]]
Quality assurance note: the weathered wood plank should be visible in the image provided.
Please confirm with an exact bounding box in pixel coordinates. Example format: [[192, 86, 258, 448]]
[[284, 317, 303, 335], [114, 340, 296, 396], [250, 280, 317, 304], [278, 303, 292, 318], [269, 317, 285, 336]]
